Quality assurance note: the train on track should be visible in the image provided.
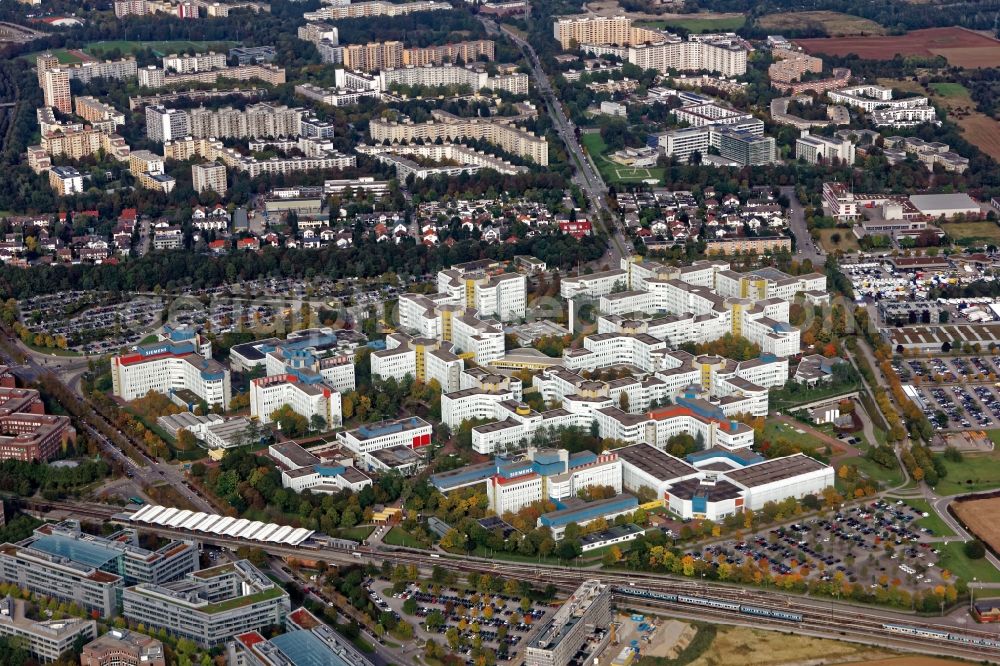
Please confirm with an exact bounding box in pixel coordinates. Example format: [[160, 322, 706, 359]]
[[614, 585, 803, 622], [883, 623, 1000, 649]]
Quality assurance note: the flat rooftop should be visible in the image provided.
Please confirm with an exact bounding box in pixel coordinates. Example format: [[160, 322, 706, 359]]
[[615, 443, 698, 482], [725, 453, 828, 488]]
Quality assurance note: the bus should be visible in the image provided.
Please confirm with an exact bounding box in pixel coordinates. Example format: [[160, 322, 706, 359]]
[[128, 497, 145, 505]]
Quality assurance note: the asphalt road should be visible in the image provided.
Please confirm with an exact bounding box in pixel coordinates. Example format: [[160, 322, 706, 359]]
[[492, 19, 633, 268], [0, 337, 216, 513], [781, 185, 825, 266]]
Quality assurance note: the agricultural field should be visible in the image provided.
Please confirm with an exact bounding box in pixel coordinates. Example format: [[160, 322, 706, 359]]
[[956, 114, 1000, 162], [940, 222, 1000, 246], [953, 495, 1000, 553], [759, 11, 884, 37], [636, 16, 746, 33], [797, 27, 1000, 68]]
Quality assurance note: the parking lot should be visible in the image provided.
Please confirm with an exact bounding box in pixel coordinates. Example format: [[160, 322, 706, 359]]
[[19, 291, 164, 354], [690, 499, 948, 595], [894, 356, 1000, 430], [372, 580, 556, 663]]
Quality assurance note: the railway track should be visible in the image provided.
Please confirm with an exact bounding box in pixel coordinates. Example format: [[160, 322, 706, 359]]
[[620, 595, 1000, 663], [22, 500, 1000, 661]]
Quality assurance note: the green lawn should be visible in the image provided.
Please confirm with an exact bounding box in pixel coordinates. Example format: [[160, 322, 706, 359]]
[[637, 16, 746, 32], [23, 341, 81, 357], [841, 455, 904, 488], [936, 541, 1000, 583], [887, 497, 955, 537], [334, 525, 375, 542], [383, 527, 430, 549], [580, 132, 664, 185], [929, 82, 970, 99], [22, 40, 237, 63], [764, 421, 827, 452], [932, 449, 1000, 496]]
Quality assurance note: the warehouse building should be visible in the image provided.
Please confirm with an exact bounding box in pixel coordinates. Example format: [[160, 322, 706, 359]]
[[908, 193, 981, 219]]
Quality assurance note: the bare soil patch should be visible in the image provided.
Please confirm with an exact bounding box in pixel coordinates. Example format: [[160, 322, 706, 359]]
[[953, 495, 1000, 553]]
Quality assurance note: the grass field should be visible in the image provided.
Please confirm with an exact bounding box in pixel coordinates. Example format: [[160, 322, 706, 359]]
[[580, 132, 664, 184], [887, 497, 955, 536], [764, 421, 827, 451], [333, 525, 375, 542], [929, 82, 971, 99], [637, 16, 745, 33], [383, 527, 430, 549], [935, 540, 1000, 583], [758, 11, 884, 36], [933, 448, 1000, 495], [842, 455, 905, 488], [23, 40, 236, 63], [816, 228, 860, 253], [86, 39, 237, 57], [941, 221, 1000, 247]]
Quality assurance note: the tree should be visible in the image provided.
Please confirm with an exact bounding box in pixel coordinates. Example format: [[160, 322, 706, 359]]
[[270, 405, 308, 437], [310, 414, 327, 433], [964, 540, 986, 560]]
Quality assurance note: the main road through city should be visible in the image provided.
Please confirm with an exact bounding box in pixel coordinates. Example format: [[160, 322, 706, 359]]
[[489, 18, 633, 269]]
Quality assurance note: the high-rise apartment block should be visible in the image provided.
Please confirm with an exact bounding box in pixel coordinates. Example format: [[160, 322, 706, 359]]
[[41, 68, 71, 114], [343, 41, 404, 72], [192, 162, 227, 194]]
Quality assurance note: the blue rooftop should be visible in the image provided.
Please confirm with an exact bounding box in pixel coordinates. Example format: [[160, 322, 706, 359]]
[[30, 534, 119, 569], [269, 630, 356, 666], [539, 495, 638, 529], [357, 417, 423, 439]]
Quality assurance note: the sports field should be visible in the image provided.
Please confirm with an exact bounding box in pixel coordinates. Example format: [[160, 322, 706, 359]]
[[580, 132, 664, 184], [759, 11, 884, 37], [797, 27, 1000, 68]]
